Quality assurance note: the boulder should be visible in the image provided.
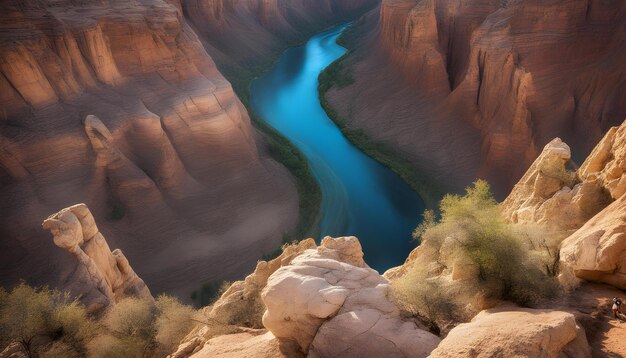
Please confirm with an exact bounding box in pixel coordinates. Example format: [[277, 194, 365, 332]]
[[185, 330, 302, 358], [261, 236, 440, 357], [429, 306, 590, 358], [172, 239, 317, 356], [42, 204, 152, 313], [559, 194, 626, 290], [208, 239, 317, 325]]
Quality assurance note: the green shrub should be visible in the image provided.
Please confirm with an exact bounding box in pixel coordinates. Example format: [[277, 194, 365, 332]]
[[393, 181, 559, 329], [0, 283, 94, 357], [412, 209, 437, 242], [154, 295, 197, 356], [392, 265, 464, 334], [92, 295, 201, 358]]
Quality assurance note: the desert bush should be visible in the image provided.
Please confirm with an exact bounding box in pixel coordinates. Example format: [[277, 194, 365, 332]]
[[103, 298, 155, 341], [412, 209, 437, 242], [91, 297, 155, 357], [154, 295, 197, 355], [393, 181, 559, 329], [89, 295, 199, 358], [392, 265, 464, 334], [87, 334, 145, 358], [0, 283, 94, 357], [514, 224, 565, 277]]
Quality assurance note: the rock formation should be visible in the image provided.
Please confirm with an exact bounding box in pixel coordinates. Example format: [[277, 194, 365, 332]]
[[559, 195, 626, 290], [42, 204, 153, 313], [261, 236, 440, 357], [171, 239, 317, 356], [172, 237, 441, 357], [0, 0, 300, 298], [208, 239, 317, 325], [429, 306, 590, 357], [502, 120, 626, 232], [326, 0, 626, 197]]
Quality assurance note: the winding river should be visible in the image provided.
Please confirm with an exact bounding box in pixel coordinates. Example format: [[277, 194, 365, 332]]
[[250, 24, 424, 272]]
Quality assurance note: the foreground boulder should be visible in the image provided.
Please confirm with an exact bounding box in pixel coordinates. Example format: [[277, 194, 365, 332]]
[[181, 330, 302, 358], [209, 239, 317, 325], [559, 194, 626, 290], [429, 306, 590, 358], [261, 236, 440, 357], [171, 239, 317, 357], [42, 204, 152, 313]]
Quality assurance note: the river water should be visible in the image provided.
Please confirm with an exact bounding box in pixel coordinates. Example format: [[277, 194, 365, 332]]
[[250, 24, 424, 272]]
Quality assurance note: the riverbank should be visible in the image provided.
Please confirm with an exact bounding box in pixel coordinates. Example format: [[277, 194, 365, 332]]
[[190, 16, 379, 306], [317, 25, 444, 210]]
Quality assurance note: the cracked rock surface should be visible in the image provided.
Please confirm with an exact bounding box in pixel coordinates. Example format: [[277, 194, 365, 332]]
[[261, 236, 440, 357]]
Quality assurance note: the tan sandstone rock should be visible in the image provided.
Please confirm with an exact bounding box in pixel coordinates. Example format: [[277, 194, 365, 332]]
[[502, 120, 626, 232], [559, 194, 626, 290], [42, 203, 153, 313], [208, 239, 317, 325], [578, 122, 626, 200], [171, 239, 317, 357], [429, 306, 590, 358], [185, 330, 302, 358], [261, 236, 440, 357]]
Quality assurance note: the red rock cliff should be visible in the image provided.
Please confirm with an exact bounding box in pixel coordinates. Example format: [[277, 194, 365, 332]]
[[327, 0, 626, 196], [0, 0, 299, 298]]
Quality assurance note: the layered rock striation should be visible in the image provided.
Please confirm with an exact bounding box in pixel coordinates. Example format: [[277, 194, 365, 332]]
[[0, 0, 298, 298], [326, 0, 626, 196]]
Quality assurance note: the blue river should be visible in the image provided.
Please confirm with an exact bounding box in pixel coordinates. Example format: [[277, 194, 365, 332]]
[[250, 24, 424, 272]]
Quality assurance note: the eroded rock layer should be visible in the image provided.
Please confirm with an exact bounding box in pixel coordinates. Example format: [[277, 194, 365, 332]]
[[0, 0, 299, 298], [327, 0, 626, 196]]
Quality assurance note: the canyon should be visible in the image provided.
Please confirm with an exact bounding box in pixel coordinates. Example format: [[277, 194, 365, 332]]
[[1, 0, 626, 356], [170, 119, 626, 357], [0, 0, 375, 300], [325, 0, 626, 197]]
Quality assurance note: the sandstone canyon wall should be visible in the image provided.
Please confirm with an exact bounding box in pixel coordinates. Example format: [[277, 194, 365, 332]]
[[326, 0, 626, 197], [181, 0, 379, 73], [0, 0, 300, 299]]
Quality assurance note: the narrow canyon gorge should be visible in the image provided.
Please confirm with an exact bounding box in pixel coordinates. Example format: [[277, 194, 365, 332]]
[[326, 0, 626, 197], [1, 0, 626, 356], [0, 0, 375, 300]]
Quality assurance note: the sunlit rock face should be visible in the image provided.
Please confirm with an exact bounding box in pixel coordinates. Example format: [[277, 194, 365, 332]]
[[261, 236, 441, 357], [327, 0, 626, 197], [558, 194, 626, 291], [0, 0, 299, 298], [502, 119, 626, 233], [429, 306, 590, 357], [42, 204, 153, 314]]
